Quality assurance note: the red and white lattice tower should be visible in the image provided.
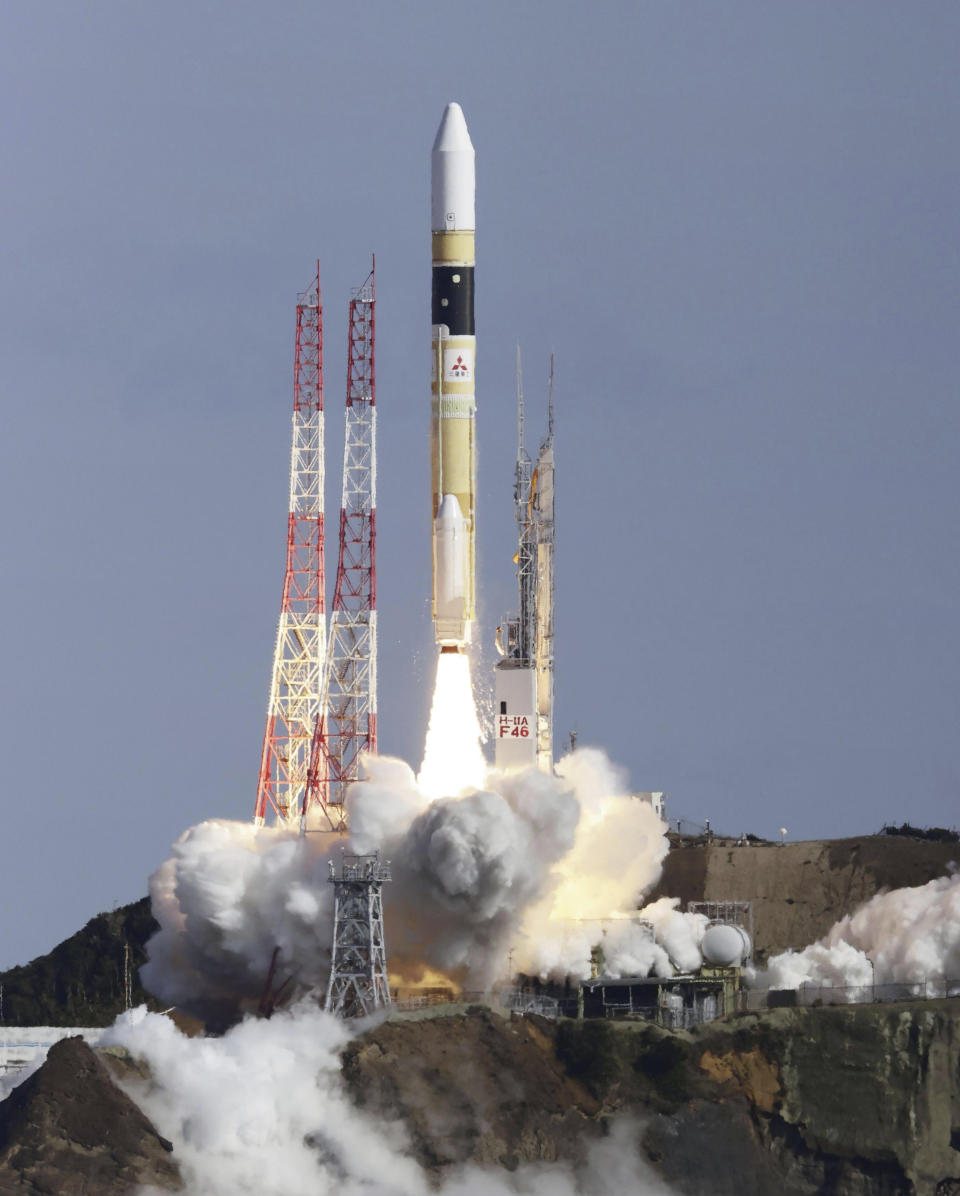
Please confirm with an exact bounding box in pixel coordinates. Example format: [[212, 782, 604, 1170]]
[[304, 263, 377, 833], [254, 266, 326, 827]]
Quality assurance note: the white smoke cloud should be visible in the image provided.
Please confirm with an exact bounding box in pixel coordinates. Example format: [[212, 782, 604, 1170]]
[[141, 748, 673, 1015], [141, 820, 334, 1021], [508, 750, 674, 982], [370, 761, 582, 986], [758, 869, 960, 995], [100, 1003, 677, 1196]]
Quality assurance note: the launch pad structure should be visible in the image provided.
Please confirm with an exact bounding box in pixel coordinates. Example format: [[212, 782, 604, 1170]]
[[324, 852, 392, 1018], [494, 352, 556, 771]]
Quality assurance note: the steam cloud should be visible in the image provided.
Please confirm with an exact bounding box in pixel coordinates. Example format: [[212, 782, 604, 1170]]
[[758, 869, 960, 995], [124, 723, 960, 1194], [101, 1003, 677, 1196], [142, 747, 674, 1019]]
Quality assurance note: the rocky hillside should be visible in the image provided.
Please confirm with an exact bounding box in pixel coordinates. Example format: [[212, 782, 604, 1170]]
[[345, 1001, 960, 1194], [647, 834, 958, 961], [0, 1001, 956, 1194], [0, 1036, 179, 1194], [0, 899, 159, 1027]]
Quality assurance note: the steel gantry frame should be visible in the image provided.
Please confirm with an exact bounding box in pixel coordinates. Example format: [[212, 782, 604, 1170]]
[[494, 352, 555, 771], [254, 267, 326, 827], [324, 851, 392, 1018], [533, 357, 555, 770], [304, 263, 377, 833]]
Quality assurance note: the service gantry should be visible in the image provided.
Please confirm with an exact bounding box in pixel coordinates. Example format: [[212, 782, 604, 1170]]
[[494, 352, 555, 771]]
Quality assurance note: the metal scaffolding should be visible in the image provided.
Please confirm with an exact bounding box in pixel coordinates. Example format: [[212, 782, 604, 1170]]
[[494, 352, 555, 771], [533, 358, 555, 769], [255, 267, 325, 826], [324, 851, 392, 1018], [306, 263, 377, 833]]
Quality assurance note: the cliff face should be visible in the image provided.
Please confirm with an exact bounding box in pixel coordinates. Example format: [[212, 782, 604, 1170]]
[[0, 1002, 956, 1194], [344, 1001, 960, 1196], [667, 1001, 960, 1195], [774, 1003, 960, 1193], [647, 836, 959, 960]]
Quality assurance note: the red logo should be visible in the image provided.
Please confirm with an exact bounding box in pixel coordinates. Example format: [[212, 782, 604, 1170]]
[[451, 355, 467, 375]]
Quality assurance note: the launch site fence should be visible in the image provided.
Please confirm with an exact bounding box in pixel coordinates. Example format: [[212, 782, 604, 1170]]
[[744, 977, 960, 1010], [391, 990, 568, 1018]]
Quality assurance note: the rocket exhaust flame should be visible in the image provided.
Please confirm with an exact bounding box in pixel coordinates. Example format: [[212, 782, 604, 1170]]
[[417, 652, 486, 800]]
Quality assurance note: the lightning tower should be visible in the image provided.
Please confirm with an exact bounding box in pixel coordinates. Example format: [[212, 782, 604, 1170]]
[[305, 264, 377, 832], [255, 268, 325, 826]]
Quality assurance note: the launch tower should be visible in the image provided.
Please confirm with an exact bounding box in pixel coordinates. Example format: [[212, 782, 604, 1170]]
[[255, 268, 326, 826], [494, 355, 555, 771], [324, 851, 392, 1018]]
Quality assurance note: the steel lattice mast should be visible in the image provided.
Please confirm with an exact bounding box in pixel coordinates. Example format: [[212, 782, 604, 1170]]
[[254, 266, 326, 827], [304, 263, 377, 833], [494, 353, 555, 771], [533, 355, 556, 770], [324, 851, 392, 1017]]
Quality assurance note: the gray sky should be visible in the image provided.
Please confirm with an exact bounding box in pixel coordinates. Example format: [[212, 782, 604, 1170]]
[[1, 2, 958, 968]]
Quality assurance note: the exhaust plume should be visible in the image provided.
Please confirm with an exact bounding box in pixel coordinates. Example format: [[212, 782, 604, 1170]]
[[141, 747, 674, 1016], [757, 869, 960, 994], [101, 1003, 677, 1195]]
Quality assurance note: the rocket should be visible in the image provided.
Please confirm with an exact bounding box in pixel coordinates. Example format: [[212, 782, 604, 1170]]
[[430, 102, 476, 652]]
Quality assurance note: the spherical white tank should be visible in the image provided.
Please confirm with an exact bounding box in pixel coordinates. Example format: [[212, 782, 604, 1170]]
[[701, 923, 752, 967]]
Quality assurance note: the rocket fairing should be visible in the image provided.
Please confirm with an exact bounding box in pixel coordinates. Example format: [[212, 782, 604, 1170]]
[[430, 102, 476, 651]]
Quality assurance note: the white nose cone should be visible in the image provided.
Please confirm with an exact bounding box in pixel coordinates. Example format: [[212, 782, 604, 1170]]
[[432, 102, 475, 233]]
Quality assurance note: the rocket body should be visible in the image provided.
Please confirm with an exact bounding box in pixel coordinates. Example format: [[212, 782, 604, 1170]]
[[430, 103, 476, 650]]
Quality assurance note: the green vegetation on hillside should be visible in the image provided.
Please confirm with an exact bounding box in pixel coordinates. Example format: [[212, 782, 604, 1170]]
[[0, 898, 161, 1027]]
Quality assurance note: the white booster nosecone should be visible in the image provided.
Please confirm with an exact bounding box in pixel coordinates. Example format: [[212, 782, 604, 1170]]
[[435, 493, 467, 611]]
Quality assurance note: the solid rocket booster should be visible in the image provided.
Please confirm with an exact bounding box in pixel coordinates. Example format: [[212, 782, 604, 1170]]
[[431, 102, 476, 651]]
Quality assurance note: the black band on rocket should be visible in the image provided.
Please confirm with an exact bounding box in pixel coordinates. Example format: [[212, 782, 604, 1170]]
[[431, 267, 475, 336]]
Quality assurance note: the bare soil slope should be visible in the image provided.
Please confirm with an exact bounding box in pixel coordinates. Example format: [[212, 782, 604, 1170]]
[[0, 1037, 180, 1195]]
